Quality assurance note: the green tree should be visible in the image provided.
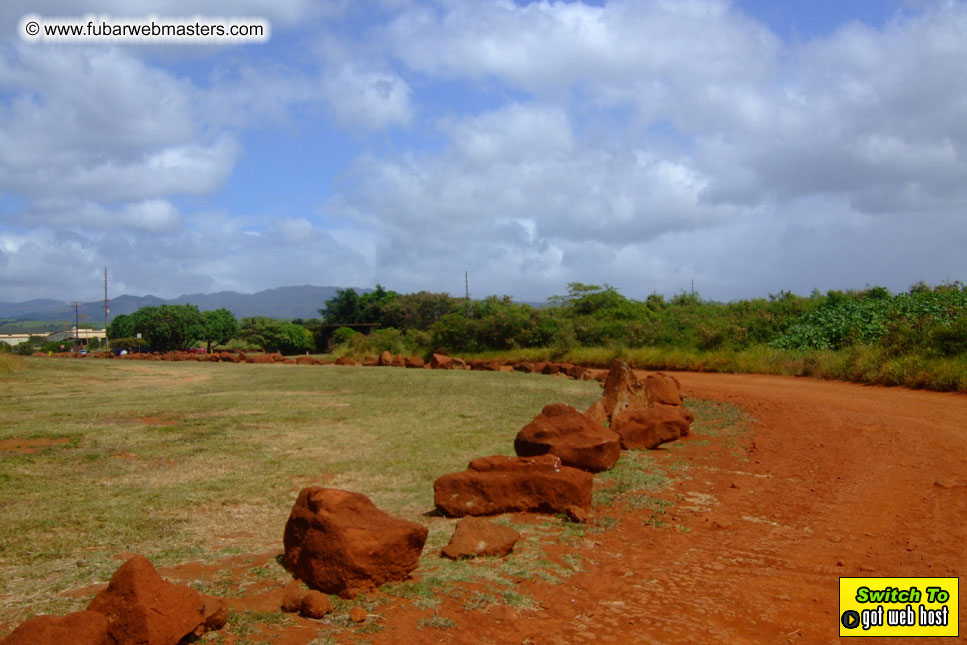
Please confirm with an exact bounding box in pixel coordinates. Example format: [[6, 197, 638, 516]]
[[239, 316, 285, 352], [107, 313, 136, 340], [280, 322, 313, 354], [320, 288, 361, 325], [130, 304, 205, 353], [201, 308, 239, 353]]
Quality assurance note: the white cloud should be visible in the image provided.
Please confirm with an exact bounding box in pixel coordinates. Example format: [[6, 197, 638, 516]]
[[320, 64, 413, 129]]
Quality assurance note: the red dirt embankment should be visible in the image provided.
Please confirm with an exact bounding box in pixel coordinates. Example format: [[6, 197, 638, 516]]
[[363, 372, 967, 644]]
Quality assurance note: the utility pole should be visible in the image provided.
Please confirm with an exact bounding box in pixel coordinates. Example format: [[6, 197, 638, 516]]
[[104, 268, 110, 351], [70, 301, 82, 351], [465, 271, 471, 318]]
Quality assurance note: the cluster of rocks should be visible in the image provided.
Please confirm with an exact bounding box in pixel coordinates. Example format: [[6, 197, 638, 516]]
[[38, 350, 604, 385], [276, 360, 692, 603], [5, 358, 691, 641], [2, 555, 227, 645], [432, 359, 692, 520]]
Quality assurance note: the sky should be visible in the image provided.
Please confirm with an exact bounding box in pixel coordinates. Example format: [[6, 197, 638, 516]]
[[1, 0, 965, 304]]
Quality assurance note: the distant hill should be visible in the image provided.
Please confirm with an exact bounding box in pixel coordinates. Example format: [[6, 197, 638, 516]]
[[0, 285, 363, 324]]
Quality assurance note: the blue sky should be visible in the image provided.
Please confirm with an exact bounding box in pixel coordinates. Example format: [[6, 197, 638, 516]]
[[1, 0, 965, 304]]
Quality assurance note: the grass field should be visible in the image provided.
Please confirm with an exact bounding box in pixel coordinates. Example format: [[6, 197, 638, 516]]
[[0, 358, 749, 641]]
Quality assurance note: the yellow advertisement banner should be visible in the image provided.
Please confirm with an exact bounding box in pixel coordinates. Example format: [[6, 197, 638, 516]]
[[840, 577, 959, 637]]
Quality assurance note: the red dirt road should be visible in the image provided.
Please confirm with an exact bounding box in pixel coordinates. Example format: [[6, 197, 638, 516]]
[[357, 373, 966, 644]]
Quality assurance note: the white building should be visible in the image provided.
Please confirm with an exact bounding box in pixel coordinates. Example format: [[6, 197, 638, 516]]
[[0, 328, 107, 347]]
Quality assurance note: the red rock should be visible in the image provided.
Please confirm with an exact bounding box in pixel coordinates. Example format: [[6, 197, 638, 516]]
[[300, 591, 333, 619], [281, 581, 306, 612], [585, 400, 609, 426], [541, 363, 562, 375], [433, 454, 593, 517], [430, 353, 454, 369], [378, 350, 393, 366], [0, 611, 110, 645], [349, 606, 368, 623], [610, 405, 694, 450], [601, 359, 648, 420], [404, 356, 425, 368], [335, 356, 357, 366], [441, 517, 521, 559], [391, 354, 407, 368], [295, 355, 314, 365], [470, 360, 501, 371], [282, 487, 428, 599], [513, 362, 535, 373], [514, 403, 621, 472], [202, 596, 228, 631], [532, 362, 548, 374], [643, 372, 683, 406], [86, 555, 210, 645], [565, 505, 589, 524], [362, 356, 379, 366]]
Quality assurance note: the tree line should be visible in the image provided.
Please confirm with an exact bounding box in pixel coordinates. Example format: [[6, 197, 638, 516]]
[[321, 281, 967, 359], [106, 305, 312, 354], [42, 280, 959, 360]]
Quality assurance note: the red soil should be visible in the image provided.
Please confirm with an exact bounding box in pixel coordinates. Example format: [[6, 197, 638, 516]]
[[338, 372, 967, 643], [0, 437, 70, 454]]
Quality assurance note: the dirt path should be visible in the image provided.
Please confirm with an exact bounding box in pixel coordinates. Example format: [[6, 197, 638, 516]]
[[346, 373, 966, 644]]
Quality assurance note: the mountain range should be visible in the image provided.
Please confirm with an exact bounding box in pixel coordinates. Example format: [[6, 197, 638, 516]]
[[0, 285, 359, 325]]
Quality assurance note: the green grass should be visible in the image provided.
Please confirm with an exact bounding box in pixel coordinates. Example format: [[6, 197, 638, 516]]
[[0, 358, 601, 630]]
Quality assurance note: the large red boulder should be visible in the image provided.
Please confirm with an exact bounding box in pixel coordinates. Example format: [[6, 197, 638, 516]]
[[404, 356, 425, 369], [610, 405, 694, 450], [433, 454, 593, 517], [514, 403, 621, 472], [0, 611, 110, 645], [378, 350, 393, 366], [429, 353, 454, 369], [282, 487, 428, 599], [643, 372, 683, 406], [334, 356, 357, 366], [469, 359, 501, 371], [85, 555, 214, 645], [600, 359, 648, 419], [441, 517, 521, 559]]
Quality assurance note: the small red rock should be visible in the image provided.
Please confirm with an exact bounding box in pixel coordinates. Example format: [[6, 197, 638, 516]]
[[565, 505, 589, 524], [300, 590, 333, 619], [281, 581, 306, 612], [349, 606, 368, 623], [441, 517, 521, 559]]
